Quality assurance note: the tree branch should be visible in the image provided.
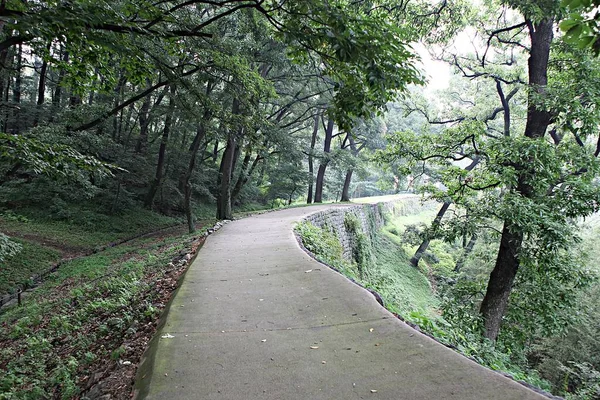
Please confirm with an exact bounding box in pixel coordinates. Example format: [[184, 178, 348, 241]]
[[73, 65, 203, 131], [482, 21, 527, 67]]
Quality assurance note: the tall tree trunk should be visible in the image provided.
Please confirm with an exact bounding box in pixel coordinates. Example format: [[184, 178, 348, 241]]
[[9, 43, 21, 133], [340, 134, 360, 202], [183, 120, 208, 233], [231, 145, 263, 203], [33, 44, 50, 126], [480, 18, 553, 341], [340, 169, 353, 202], [136, 82, 167, 153], [314, 116, 334, 203], [216, 98, 242, 219], [112, 73, 127, 140], [50, 49, 68, 122], [216, 135, 236, 220], [410, 201, 451, 268], [307, 111, 320, 204], [0, 36, 12, 132], [212, 139, 219, 162], [454, 233, 478, 273], [144, 84, 176, 208], [136, 95, 151, 153]]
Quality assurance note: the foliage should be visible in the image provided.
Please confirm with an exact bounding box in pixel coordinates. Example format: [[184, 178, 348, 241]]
[[295, 220, 349, 274], [560, 0, 600, 55], [0, 233, 21, 264], [0, 132, 120, 182], [343, 212, 375, 276], [0, 239, 60, 296], [275, 1, 424, 129]]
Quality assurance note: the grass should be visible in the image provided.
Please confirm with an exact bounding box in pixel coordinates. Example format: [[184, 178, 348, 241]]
[[367, 232, 439, 317]]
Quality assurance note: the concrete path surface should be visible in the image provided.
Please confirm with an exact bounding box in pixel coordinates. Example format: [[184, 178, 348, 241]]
[[135, 204, 547, 400]]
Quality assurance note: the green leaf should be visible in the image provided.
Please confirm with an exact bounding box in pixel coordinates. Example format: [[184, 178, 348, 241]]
[[577, 35, 597, 48], [560, 18, 580, 32], [565, 24, 584, 43]]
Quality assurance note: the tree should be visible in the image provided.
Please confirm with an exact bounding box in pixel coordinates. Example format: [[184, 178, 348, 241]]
[[379, 0, 600, 342]]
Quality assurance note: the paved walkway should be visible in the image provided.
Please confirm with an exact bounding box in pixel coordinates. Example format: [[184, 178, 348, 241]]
[[135, 204, 547, 400]]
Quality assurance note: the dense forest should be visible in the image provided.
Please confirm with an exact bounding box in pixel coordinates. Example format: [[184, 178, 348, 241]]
[[1, 0, 600, 398]]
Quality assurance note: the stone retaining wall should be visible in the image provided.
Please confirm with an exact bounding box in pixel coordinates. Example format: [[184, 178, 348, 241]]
[[303, 196, 425, 261]]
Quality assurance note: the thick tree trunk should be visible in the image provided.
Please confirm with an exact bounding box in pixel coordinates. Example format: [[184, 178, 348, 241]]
[[144, 85, 176, 208], [216, 135, 236, 220], [314, 164, 327, 203], [480, 18, 554, 341], [314, 117, 334, 203], [216, 98, 242, 219], [480, 225, 522, 341], [524, 19, 553, 140], [340, 169, 353, 202]]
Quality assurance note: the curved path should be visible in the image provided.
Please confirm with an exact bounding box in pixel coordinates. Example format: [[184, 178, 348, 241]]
[[135, 204, 546, 400]]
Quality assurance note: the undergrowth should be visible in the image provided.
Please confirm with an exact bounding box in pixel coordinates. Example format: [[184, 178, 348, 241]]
[[0, 207, 179, 250], [0, 231, 202, 399], [0, 240, 61, 295]]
